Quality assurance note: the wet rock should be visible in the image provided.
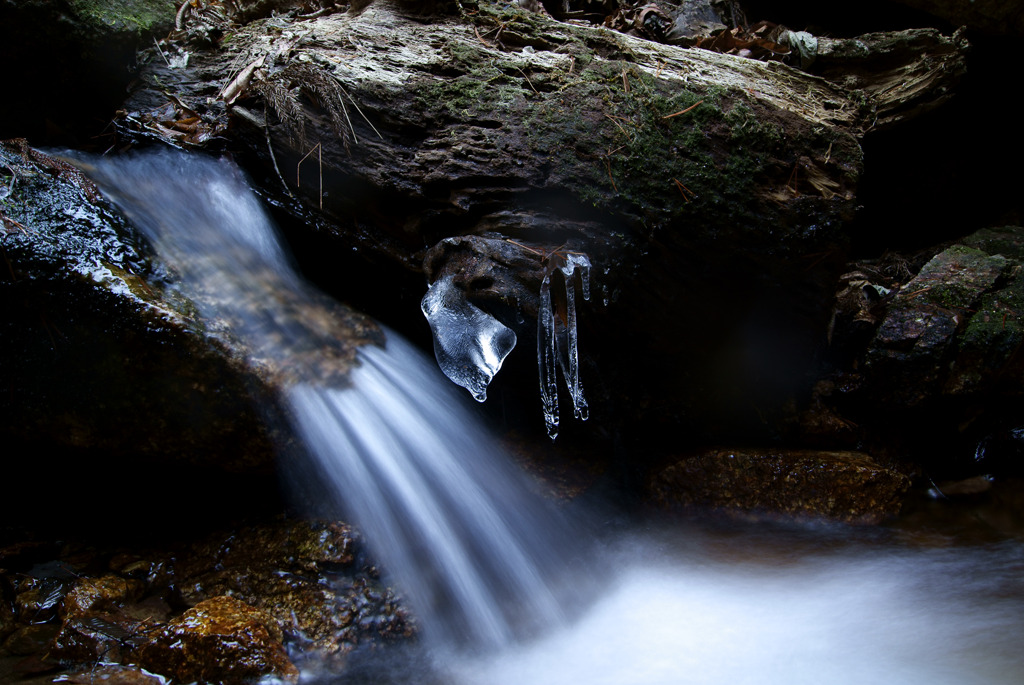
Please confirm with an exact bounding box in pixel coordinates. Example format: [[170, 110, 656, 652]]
[[647, 448, 911, 523], [863, 231, 1024, 407], [49, 575, 146, 664], [60, 576, 143, 620], [2, 624, 61, 657], [172, 520, 412, 657], [13, 576, 72, 625], [50, 612, 143, 664], [0, 141, 296, 531], [57, 663, 170, 685], [132, 595, 299, 684], [1, 517, 412, 679]]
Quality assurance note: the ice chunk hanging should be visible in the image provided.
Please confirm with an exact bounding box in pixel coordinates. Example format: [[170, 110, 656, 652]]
[[538, 253, 591, 440], [421, 274, 517, 402]]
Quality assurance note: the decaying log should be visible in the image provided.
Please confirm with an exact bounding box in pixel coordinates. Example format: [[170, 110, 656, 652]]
[[115, 0, 968, 443]]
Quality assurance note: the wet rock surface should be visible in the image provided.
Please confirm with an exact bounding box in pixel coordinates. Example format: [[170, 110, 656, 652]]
[[133, 595, 299, 684], [0, 518, 413, 683], [647, 448, 911, 524], [811, 226, 1024, 477], [0, 140, 291, 531]]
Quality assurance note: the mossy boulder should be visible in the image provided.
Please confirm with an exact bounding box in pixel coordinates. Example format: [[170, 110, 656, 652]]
[[647, 448, 911, 523], [864, 230, 1024, 407]]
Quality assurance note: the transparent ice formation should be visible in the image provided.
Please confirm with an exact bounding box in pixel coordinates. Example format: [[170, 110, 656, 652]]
[[538, 253, 591, 440], [421, 274, 518, 402]]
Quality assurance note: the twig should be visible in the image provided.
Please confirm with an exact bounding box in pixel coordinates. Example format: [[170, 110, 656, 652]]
[[604, 157, 618, 192], [786, 162, 800, 195], [899, 285, 934, 299], [473, 26, 494, 48], [262, 103, 296, 199], [672, 178, 694, 201], [1, 214, 29, 233], [297, 142, 324, 210], [340, 87, 383, 140], [153, 36, 172, 67], [605, 114, 629, 138], [516, 66, 539, 94], [621, 67, 630, 93], [661, 99, 704, 119]]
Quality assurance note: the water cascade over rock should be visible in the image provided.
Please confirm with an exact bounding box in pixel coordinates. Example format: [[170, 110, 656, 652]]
[[80, 149, 590, 652]]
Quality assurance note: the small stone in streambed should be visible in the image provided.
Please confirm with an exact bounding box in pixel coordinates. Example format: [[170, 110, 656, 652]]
[[56, 663, 170, 685]]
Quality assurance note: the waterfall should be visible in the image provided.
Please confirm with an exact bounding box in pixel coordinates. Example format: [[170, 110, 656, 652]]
[[80, 149, 589, 651]]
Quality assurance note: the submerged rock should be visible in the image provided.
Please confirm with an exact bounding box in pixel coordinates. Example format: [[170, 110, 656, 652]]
[[172, 520, 413, 658], [647, 448, 911, 523], [132, 595, 299, 684], [57, 663, 170, 685]]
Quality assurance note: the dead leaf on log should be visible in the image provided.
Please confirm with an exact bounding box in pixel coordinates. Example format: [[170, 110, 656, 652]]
[[120, 96, 224, 149], [692, 22, 792, 61], [220, 54, 267, 105]]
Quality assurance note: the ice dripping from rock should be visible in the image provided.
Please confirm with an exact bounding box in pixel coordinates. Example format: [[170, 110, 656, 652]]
[[538, 253, 591, 440], [421, 274, 517, 402]]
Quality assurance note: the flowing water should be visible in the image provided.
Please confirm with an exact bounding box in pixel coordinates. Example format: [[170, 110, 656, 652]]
[[81, 149, 1024, 684], [80, 149, 590, 651]]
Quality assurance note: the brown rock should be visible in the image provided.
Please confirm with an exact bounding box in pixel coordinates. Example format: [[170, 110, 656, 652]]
[[58, 663, 170, 685], [49, 575, 146, 664], [60, 576, 142, 619], [647, 448, 910, 523], [133, 596, 298, 684]]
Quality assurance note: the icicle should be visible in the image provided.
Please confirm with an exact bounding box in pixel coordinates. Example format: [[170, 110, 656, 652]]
[[562, 253, 591, 303], [559, 254, 590, 422], [537, 271, 560, 439], [536, 252, 592, 438], [421, 274, 517, 402]]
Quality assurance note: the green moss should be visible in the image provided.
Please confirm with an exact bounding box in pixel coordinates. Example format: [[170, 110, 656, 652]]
[[962, 226, 1024, 262], [69, 0, 177, 35], [960, 275, 1024, 364], [418, 6, 858, 235]]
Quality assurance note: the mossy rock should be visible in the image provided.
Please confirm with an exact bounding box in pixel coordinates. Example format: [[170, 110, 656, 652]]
[[67, 0, 178, 36], [646, 448, 910, 524], [865, 230, 1024, 406]]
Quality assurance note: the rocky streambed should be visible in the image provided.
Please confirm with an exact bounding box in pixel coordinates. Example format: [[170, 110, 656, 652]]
[[2, 0, 1024, 682]]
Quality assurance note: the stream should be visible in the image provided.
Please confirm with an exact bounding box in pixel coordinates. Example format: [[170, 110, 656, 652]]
[[78, 150, 1024, 685]]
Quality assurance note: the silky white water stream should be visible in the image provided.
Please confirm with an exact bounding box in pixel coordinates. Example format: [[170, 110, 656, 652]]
[[449, 523, 1024, 685]]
